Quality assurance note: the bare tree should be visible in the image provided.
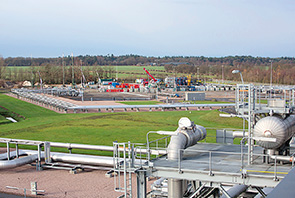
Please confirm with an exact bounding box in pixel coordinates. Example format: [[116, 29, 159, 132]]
[[0, 56, 6, 79]]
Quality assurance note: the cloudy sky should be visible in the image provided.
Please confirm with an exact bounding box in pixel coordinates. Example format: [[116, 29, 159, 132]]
[[1, 0, 294, 57]]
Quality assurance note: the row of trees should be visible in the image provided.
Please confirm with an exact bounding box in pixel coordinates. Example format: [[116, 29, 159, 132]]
[[0, 65, 118, 85], [1, 55, 295, 85], [164, 62, 295, 85], [2, 54, 295, 67]]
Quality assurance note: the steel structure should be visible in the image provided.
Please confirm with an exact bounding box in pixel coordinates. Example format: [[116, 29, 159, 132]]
[[112, 84, 295, 198], [11, 89, 77, 112]]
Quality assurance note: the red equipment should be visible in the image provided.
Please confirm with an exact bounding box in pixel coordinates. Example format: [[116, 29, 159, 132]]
[[143, 68, 156, 82]]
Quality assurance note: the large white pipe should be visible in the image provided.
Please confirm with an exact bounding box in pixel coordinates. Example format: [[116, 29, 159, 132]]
[[0, 138, 167, 155], [0, 150, 26, 160], [270, 155, 294, 162], [0, 150, 117, 170], [167, 118, 207, 198], [0, 154, 38, 170], [50, 153, 114, 166], [167, 133, 187, 160], [220, 184, 248, 198]]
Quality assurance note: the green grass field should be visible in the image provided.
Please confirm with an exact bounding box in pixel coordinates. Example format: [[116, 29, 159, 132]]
[[5, 65, 183, 80], [0, 94, 243, 155]]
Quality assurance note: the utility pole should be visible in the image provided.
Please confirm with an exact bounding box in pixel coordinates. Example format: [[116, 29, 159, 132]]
[[269, 60, 273, 99], [222, 65, 224, 84], [80, 60, 83, 87], [270, 60, 273, 87], [62, 54, 65, 86], [71, 53, 74, 86], [116, 65, 118, 81]]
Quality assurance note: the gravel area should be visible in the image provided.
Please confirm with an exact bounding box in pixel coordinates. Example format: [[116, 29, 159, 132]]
[[0, 149, 141, 198], [0, 166, 119, 197], [0, 147, 155, 198]]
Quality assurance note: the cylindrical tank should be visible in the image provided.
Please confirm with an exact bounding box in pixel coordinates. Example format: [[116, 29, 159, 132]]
[[253, 115, 295, 149]]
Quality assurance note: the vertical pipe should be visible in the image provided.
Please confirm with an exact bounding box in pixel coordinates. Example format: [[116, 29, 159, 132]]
[[6, 142, 10, 160], [16, 144, 19, 158], [209, 151, 212, 176], [123, 144, 127, 198], [37, 144, 42, 171], [137, 170, 146, 198], [128, 141, 132, 198], [168, 179, 183, 198], [274, 156, 278, 181]]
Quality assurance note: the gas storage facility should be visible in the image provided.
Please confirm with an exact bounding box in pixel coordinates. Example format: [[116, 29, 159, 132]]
[[1, 83, 295, 198]]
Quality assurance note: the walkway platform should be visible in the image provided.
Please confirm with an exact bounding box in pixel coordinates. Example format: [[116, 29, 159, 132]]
[[145, 143, 293, 188]]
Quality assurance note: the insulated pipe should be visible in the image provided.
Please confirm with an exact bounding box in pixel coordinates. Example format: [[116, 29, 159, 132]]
[[50, 153, 115, 166], [167, 133, 187, 160], [168, 179, 183, 198], [270, 155, 294, 162], [0, 154, 38, 170], [0, 150, 26, 160], [233, 131, 248, 138], [0, 138, 167, 155], [220, 184, 248, 198], [167, 118, 207, 198], [0, 149, 146, 168]]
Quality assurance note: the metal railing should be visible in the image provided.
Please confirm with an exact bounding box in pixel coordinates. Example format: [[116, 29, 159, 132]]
[[175, 148, 291, 181]]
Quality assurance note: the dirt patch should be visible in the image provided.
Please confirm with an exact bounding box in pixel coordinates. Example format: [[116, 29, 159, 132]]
[[0, 148, 154, 197]]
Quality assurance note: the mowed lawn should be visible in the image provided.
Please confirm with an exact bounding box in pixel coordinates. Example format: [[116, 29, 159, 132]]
[[0, 94, 243, 153]]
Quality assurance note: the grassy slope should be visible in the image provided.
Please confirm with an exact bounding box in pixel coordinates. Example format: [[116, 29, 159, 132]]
[[0, 94, 243, 154]]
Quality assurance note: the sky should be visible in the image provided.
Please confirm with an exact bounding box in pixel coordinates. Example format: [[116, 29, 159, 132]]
[[1, 0, 295, 58]]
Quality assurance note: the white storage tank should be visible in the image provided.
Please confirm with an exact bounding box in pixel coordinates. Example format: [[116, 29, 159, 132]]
[[253, 115, 295, 149]]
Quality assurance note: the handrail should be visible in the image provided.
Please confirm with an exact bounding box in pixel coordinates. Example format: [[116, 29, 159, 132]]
[[175, 147, 291, 181]]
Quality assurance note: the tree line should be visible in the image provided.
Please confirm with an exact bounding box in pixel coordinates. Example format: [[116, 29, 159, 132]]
[[0, 55, 295, 85], [2, 54, 295, 67]]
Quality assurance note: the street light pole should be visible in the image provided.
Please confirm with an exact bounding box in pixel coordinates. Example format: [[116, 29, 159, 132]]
[[269, 60, 273, 99], [232, 70, 244, 84], [71, 53, 74, 86], [222, 65, 224, 84], [62, 53, 65, 86], [270, 60, 273, 87]]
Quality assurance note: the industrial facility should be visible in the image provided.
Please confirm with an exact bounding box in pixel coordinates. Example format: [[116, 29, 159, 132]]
[[111, 84, 295, 198], [1, 83, 295, 197]]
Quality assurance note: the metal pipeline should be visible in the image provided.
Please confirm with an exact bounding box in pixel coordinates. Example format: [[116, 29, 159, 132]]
[[0, 149, 146, 169], [0, 138, 155, 170], [220, 184, 248, 198], [0, 154, 38, 170], [0, 138, 167, 155], [270, 155, 294, 162], [167, 117, 207, 198], [0, 150, 26, 160], [232, 131, 248, 138], [50, 153, 115, 166]]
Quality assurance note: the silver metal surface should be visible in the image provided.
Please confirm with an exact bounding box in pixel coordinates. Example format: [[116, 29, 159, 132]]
[[220, 184, 248, 198], [167, 118, 207, 198], [0, 154, 38, 169], [254, 115, 295, 149]]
